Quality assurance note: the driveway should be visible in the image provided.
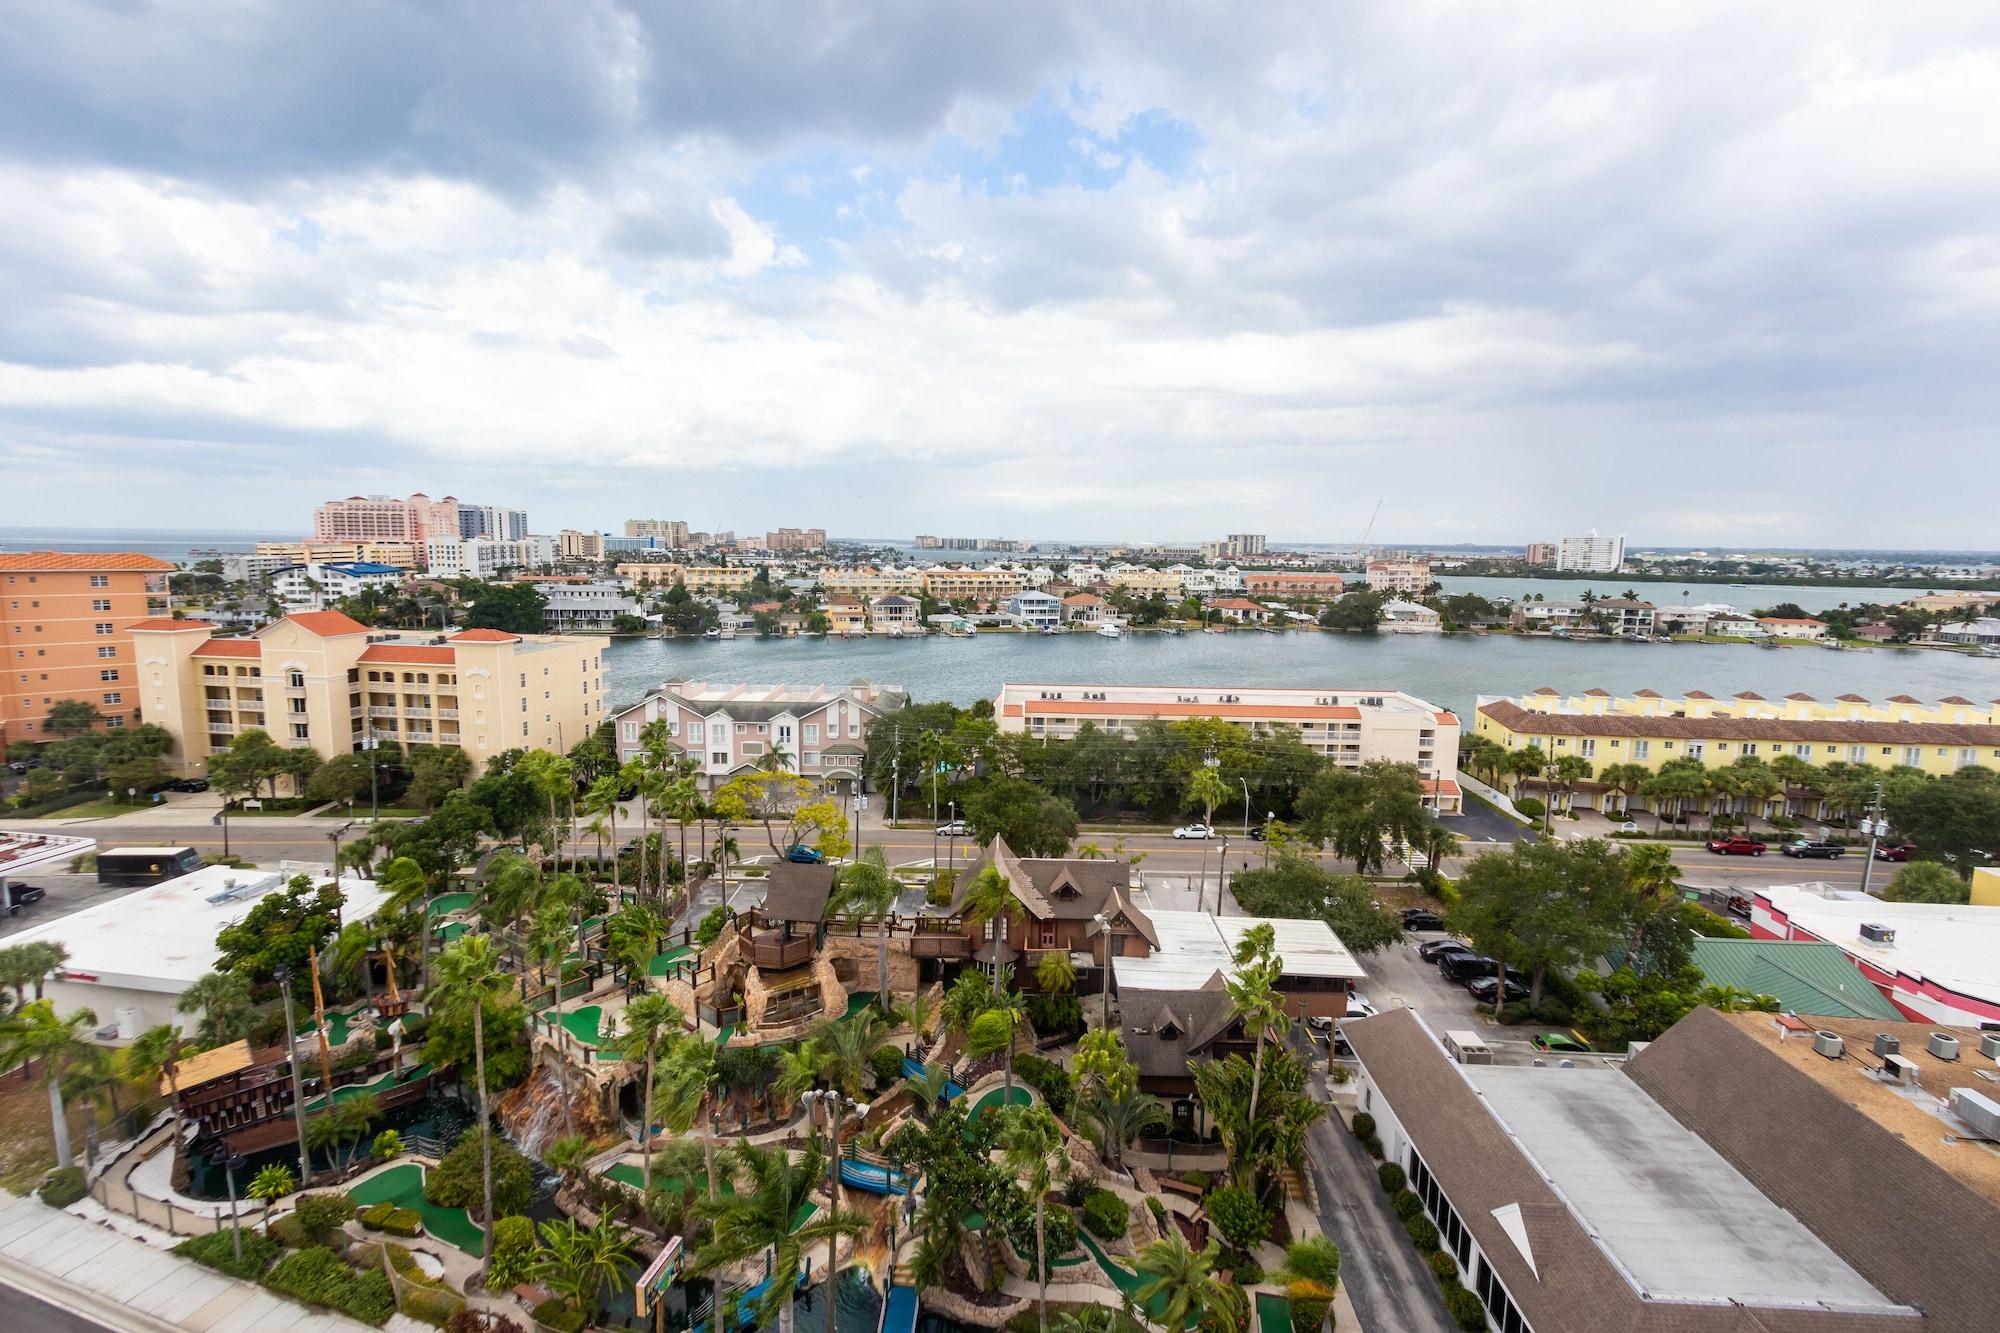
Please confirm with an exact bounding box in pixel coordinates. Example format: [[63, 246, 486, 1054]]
[[1304, 1113, 1457, 1333]]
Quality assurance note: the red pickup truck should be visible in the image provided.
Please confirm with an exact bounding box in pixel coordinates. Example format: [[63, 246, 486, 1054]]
[[1706, 835, 1767, 856]]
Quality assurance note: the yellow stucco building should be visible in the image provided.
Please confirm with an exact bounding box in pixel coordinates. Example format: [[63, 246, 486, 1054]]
[[132, 612, 606, 777]]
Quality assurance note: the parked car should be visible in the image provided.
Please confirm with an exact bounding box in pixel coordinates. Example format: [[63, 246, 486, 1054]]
[[935, 820, 971, 836], [1705, 835, 1767, 856], [1874, 843, 1917, 862], [1246, 825, 1267, 841], [1467, 976, 1530, 1005], [1401, 908, 1445, 931], [1420, 938, 1478, 963], [1532, 1031, 1594, 1055], [3, 881, 45, 914], [1781, 839, 1843, 859], [5, 761, 26, 774], [1440, 954, 1523, 984], [166, 777, 211, 793], [784, 844, 825, 864], [1171, 824, 1213, 840], [1345, 993, 1379, 1019]]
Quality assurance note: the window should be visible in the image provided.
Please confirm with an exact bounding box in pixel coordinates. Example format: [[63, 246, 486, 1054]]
[[291, 723, 310, 739], [1579, 739, 1596, 758], [849, 721, 860, 737], [1741, 743, 1757, 756], [91, 599, 112, 612], [621, 721, 638, 742], [1850, 744, 1867, 762], [687, 721, 703, 743], [93, 622, 113, 635], [89, 575, 109, 587], [804, 723, 819, 743], [1904, 746, 1923, 766], [1686, 741, 1704, 759], [804, 751, 819, 767], [1795, 744, 1812, 758], [288, 670, 304, 688], [105, 716, 122, 729], [711, 752, 728, 766], [1633, 740, 1650, 760], [100, 669, 119, 682], [102, 692, 122, 705]]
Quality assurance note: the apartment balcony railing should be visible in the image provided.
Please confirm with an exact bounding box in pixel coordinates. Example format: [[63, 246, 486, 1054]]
[[404, 708, 431, 718], [435, 709, 458, 720], [368, 707, 399, 719], [239, 713, 265, 726], [350, 706, 364, 719], [207, 723, 235, 736], [284, 735, 314, 749]]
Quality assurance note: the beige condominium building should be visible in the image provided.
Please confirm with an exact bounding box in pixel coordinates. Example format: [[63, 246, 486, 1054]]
[[918, 566, 1029, 603], [993, 682, 1462, 810], [132, 612, 605, 776]]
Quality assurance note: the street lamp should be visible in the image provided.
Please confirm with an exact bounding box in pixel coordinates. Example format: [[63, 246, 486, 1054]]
[[1092, 912, 1113, 1031], [328, 821, 354, 878], [1240, 778, 1251, 836], [947, 800, 958, 868], [361, 733, 382, 821], [222, 1151, 248, 1263], [272, 965, 313, 1187], [802, 1090, 868, 1333]]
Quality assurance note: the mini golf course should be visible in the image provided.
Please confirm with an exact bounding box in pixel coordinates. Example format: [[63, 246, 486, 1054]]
[[348, 1163, 484, 1256], [900, 1057, 966, 1099], [600, 1165, 812, 1231], [544, 1004, 605, 1046], [304, 1063, 433, 1112], [427, 892, 476, 917], [1077, 1231, 1188, 1323], [840, 991, 879, 1020], [435, 921, 469, 945], [296, 1005, 363, 1047], [647, 943, 694, 976], [1256, 1292, 1293, 1333]]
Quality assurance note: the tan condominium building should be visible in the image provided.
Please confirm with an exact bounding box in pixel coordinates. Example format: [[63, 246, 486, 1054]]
[[131, 612, 605, 777], [1108, 567, 1184, 594], [1245, 571, 1346, 598], [2, 552, 175, 745], [1365, 559, 1431, 594], [918, 567, 1028, 602], [256, 540, 422, 571], [313, 493, 461, 544], [682, 566, 759, 593], [817, 567, 921, 597], [993, 682, 1462, 810]]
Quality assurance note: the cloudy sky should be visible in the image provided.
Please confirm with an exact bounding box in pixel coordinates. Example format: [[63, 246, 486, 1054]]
[[3, 3, 1997, 549]]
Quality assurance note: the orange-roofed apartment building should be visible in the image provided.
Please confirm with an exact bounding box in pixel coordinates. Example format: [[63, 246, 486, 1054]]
[[992, 682, 1462, 810], [131, 612, 604, 777], [2, 551, 175, 745]]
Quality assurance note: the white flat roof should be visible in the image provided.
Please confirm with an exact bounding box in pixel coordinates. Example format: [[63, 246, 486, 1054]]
[[1463, 1064, 1903, 1312], [1756, 883, 2000, 1007], [1115, 909, 1365, 991], [8, 864, 387, 995]]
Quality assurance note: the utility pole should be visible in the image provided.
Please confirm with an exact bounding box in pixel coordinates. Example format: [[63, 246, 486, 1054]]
[[363, 732, 381, 821], [1857, 782, 1887, 896], [273, 966, 312, 1186], [890, 722, 899, 825]]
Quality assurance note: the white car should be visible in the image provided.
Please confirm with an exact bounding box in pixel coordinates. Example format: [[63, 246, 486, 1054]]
[[1171, 823, 1213, 839], [935, 820, 971, 836], [1345, 993, 1379, 1019]]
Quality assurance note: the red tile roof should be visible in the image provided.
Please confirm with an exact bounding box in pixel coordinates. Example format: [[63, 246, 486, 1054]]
[[1420, 778, 1461, 796], [191, 639, 262, 658], [282, 611, 371, 637], [358, 644, 456, 664], [127, 618, 206, 632], [448, 628, 519, 642], [0, 551, 175, 572], [1480, 698, 2000, 747]]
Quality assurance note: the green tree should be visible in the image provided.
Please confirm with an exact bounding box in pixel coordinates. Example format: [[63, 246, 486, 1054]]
[[1183, 765, 1230, 829], [1227, 856, 1403, 954], [406, 746, 474, 811], [124, 1025, 191, 1168], [618, 994, 683, 1193], [213, 875, 346, 998], [968, 992, 1029, 1101], [1317, 591, 1384, 633], [529, 1214, 642, 1327], [1133, 1231, 1243, 1333], [0, 1000, 98, 1168], [1275, 1236, 1342, 1333], [813, 1008, 892, 1103], [998, 1105, 1065, 1333], [691, 1140, 868, 1333], [1225, 923, 1287, 1130], [960, 866, 1027, 992], [1295, 761, 1429, 875], [44, 700, 102, 738], [1450, 840, 1630, 1011], [304, 753, 371, 807], [176, 970, 257, 1048], [962, 777, 1079, 858], [430, 934, 513, 1281], [828, 847, 898, 1012], [1885, 861, 1970, 904], [1077, 1085, 1166, 1173], [1034, 949, 1075, 996], [462, 583, 547, 635], [1886, 771, 2000, 880]]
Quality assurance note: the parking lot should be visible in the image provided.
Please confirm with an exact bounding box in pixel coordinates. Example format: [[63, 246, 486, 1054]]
[[1341, 926, 1596, 1061], [0, 872, 134, 941]]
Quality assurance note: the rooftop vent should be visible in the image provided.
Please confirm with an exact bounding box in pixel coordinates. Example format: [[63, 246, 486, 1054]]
[[1813, 1030, 1846, 1059], [1929, 1032, 1961, 1061], [1981, 1033, 2000, 1062], [1882, 1053, 1920, 1086], [1860, 923, 1896, 944], [1949, 1087, 2000, 1140], [1873, 1033, 1901, 1059]]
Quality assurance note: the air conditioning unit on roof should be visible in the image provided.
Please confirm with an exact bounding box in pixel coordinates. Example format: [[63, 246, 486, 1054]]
[[1813, 1030, 1845, 1059], [1860, 923, 1896, 944]]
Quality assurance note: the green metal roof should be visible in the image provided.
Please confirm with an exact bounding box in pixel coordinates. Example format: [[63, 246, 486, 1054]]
[[1689, 938, 1904, 1020]]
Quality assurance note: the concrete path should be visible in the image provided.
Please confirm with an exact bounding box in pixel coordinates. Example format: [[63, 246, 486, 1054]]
[[0, 1193, 375, 1333], [1302, 1117, 1456, 1333]]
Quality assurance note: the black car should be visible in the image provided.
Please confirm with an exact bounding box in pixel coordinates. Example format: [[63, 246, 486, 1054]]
[[1420, 938, 1477, 963], [166, 777, 211, 793], [4, 881, 45, 914], [1781, 839, 1844, 859], [1441, 954, 1528, 985], [1246, 825, 1267, 841], [1401, 908, 1445, 931], [1467, 975, 1529, 1004]]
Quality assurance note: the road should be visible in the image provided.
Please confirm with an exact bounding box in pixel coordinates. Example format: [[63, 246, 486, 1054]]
[[0, 1281, 117, 1332]]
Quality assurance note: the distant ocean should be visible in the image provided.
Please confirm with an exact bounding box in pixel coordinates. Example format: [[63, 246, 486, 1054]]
[[0, 527, 289, 566]]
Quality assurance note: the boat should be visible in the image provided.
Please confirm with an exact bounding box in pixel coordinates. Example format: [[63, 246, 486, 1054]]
[[1821, 639, 1845, 651], [1095, 622, 1123, 638], [702, 628, 720, 640], [1204, 626, 1226, 634], [1041, 625, 1064, 635]]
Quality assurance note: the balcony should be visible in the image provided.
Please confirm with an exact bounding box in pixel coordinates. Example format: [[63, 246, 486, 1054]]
[[368, 707, 399, 719], [910, 930, 972, 960], [436, 709, 458, 720], [207, 723, 235, 736], [350, 706, 364, 719], [284, 735, 314, 749], [404, 708, 431, 718], [742, 931, 816, 971]]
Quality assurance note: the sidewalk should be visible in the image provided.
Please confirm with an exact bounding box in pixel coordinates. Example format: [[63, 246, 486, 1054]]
[[0, 1192, 379, 1333]]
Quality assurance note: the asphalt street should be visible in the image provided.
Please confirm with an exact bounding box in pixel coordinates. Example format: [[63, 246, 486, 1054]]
[[0, 1281, 116, 1333]]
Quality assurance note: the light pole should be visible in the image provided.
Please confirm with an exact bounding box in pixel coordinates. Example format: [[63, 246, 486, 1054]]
[[947, 800, 958, 868], [362, 733, 382, 820], [1857, 783, 1888, 896], [853, 792, 865, 856], [1240, 778, 1251, 836], [212, 807, 231, 859], [223, 1151, 247, 1263], [328, 821, 353, 878], [273, 965, 312, 1187], [1092, 912, 1112, 1030], [1217, 834, 1229, 915], [1541, 763, 1557, 837]]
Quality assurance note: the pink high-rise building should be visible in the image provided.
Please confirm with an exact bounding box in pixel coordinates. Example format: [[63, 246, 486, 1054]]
[[314, 494, 461, 544]]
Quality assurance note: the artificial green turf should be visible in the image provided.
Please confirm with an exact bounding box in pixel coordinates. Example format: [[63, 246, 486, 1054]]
[[435, 922, 469, 945], [842, 991, 879, 1020], [304, 1062, 433, 1112], [1077, 1232, 1193, 1326], [428, 892, 476, 917], [348, 1162, 484, 1256], [555, 1005, 604, 1046], [648, 944, 694, 977], [1256, 1292, 1292, 1333], [605, 1163, 736, 1199], [295, 1005, 360, 1046]]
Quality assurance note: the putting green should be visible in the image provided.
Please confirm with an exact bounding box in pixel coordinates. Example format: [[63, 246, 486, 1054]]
[[435, 922, 469, 945], [304, 1063, 433, 1112], [1077, 1232, 1196, 1327], [647, 944, 694, 977], [1256, 1292, 1292, 1333], [841, 991, 879, 1020], [967, 1085, 1032, 1123], [605, 1164, 736, 1199], [549, 1005, 605, 1046], [428, 892, 475, 917], [348, 1162, 484, 1256], [296, 1005, 361, 1047]]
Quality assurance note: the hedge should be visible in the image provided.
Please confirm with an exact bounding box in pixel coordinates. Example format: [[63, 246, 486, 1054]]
[[360, 1202, 423, 1237], [1377, 1162, 1406, 1193], [1405, 1215, 1440, 1252], [38, 1167, 86, 1209], [1350, 1112, 1376, 1139], [1427, 1250, 1459, 1283], [173, 1228, 283, 1280], [1443, 1283, 1489, 1331], [263, 1246, 396, 1325], [1391, 1190, 1424, 1222], [1081, 1190, 1129, 1240], [533, 1297, 587, 1333], [291, 1191, 357, 1246], [1013, 1052, 1074, 1117]]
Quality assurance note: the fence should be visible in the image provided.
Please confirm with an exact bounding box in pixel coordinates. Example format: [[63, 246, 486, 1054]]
[[93, 1170, 261, 1240]]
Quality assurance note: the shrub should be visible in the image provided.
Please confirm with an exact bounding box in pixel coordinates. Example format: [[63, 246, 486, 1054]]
[[485, 1215, 539, 1291], [1180, 1170, 1211, 1190], [1288, 1279, 1335, 1333], [1392, 1190, 1424, 1221], [292, 1191, 357, 1245], [1377, 1162, 1406, 1193], [869, 1044, 906, 1090], [38, 1166, 86, 1208], [360, 1203, 422, 1237], [1349, 1112, 1376, 1139], [1514, 797, 1546, 818], [1405, 1215, 1440, 1252], [267, 1214, 307, 1248], [694, 906, 731, 948], [263, 1246, 396, 1325], [373, 1027, 393, 1050], [1013, 1053, 1074, 1118], [428, 1137, 533, 1220], [1146, 1196, 1167, 1225], [1231, 1257, 1265, 1285], [1443, 1284, 1489, 1331], [1329, 1064, 1351, 1085], [372, 1129, 405, 1161], [1005, 1202, 1079, 1278], [1207, 1186, 1270, 1254], [532, 1297, 587, 1333], [1362, 1134, 1384, 1159], [927, 871, 955, 906], [448, 1313, 525, 1333], [1082, 1190, 1130, 1240], [173, 1228, 283, 1280], [1427, 1250, 1459, 1283], [1025, 991, 1083, 1039]]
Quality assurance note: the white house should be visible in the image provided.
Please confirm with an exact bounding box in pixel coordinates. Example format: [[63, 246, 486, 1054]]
[[270, 562, 402, 613], [1380, 599, 1443, 632], [1005, 590, 1064, 630]]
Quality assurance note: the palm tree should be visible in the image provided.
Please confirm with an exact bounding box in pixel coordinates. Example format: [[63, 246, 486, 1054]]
[[1133, 1231, 1241, 1333], [896, 994, 935, 1049], [619, 757, 654, 900], [1073, 841, 1108, 860], [960, 866, 1025, 994], [1034, 950, 1075, 996], [754, 742, 793, 774], [653, 1035, 723, 1200], [1596, 763, 1649, 820], [998, 1105, 1064, 1333], [1225, 924, 1286, 1130], [528, 904, 578, 1135], [1274, 1236, 1342, 1333], [968, 988, 1028, 1102], [902, 1062, 954, 1120], [248, 1163, 295, 1226], [0, 1001, 99, 1168], [543, 1133, 594, 1190], [660, 770, 702, 900], [1729, 758, 1782, 831], [618, 994, 682, 1192], [177, 970, 256, 1048], [430, 934, 512, 1281], [124, 1025, 189, 1170], [815, 1009, 892, 1102], [692, 1140, 867, 1333], [530, 1214, 642, 1328], [827, 848, 898, 1013], [583, 775, 624, 896], [1639, 761, 1707, 833], [774, 1044, 825, 1117], [1078, 1086, 1167, 1173], [1549, 754, 1593, 815]]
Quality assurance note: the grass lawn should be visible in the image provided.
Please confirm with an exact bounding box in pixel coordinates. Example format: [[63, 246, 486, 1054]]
[[0, 1070, 96, 1194], [348, 1162, 484, 1256], [434, 922, 469, 946], [33, 801, 142, 820]]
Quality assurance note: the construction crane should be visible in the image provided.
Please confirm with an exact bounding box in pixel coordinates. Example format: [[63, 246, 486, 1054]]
[[1358, 499, 1383, 564]]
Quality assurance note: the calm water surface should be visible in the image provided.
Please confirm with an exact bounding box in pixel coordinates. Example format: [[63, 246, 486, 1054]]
[[603, 631, 1999, 720]]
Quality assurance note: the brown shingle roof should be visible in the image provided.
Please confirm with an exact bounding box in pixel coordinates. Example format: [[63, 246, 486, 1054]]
[[1887, 694, 1922, 704], [1837, 693, 1869, 702], [760, 863, 834, 923], [1734, 691, 1765, 701], [1940, 695, 1977, 706], [1685, 690, 1715, 700], [1583, 688, 1610, 697], [1784, 692, 1816, 701], [1120, 987, 1241, 1080], [1480, 699, 2000, 747], [1633, 688, 1662, 698]]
